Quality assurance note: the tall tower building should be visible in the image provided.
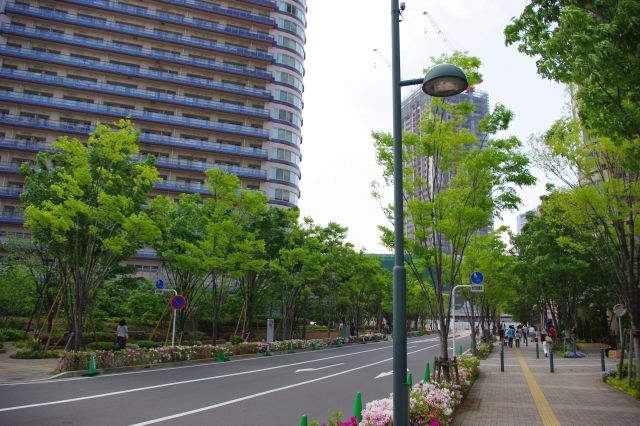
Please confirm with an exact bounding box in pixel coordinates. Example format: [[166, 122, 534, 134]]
[[400, 88, 491, 251], [0, 0, 306, 252]]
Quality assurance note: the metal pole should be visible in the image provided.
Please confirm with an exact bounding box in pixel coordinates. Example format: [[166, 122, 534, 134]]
[[303, 292, 308, 341], [500, 344, 504, 372], [600, 348, 606, 372], [550, 351, 554, 373], [170, 289, 177, 347], [391, 2, 408, 424], [536, 341, 539, 359], [452, 286, 457, 359]]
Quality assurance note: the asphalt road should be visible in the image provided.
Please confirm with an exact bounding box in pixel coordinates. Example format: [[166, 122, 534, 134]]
[[0, 334, 470, 425]]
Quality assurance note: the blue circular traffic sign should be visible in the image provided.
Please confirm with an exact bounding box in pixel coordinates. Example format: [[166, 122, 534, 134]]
[[470, 272, 484, 284], [170, 295, 186, 311], [155, 279, 164, 289]]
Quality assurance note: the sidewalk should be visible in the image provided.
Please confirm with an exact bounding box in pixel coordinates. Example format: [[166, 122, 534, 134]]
[[455, 340, 640, 425], [0, 342, 60, 383]]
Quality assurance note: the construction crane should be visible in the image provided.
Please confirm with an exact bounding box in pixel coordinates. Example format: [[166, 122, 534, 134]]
[[422, 10, 457, 53], [372, 48, 391, 69], [423, 11, 478, 92]]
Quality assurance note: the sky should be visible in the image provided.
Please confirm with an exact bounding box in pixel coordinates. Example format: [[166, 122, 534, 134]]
[[297, 0, 567, 253]]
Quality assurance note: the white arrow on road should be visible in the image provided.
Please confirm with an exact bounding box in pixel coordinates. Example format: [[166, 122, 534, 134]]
[[375, 371, 393, 379], [295, 363, 344, 373]]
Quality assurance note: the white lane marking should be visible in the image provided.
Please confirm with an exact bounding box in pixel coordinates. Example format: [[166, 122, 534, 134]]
[[408, 345, 417, 349], [0, 344, 398, 412], [130, 344, 440, 426], [294, 363, 343, 373], [374, 371, 393, 379], [0, 340, 395, 387]]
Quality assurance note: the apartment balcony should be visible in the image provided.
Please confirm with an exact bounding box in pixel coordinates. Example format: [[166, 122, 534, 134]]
[[0, 25, 274, 79], [0, 69, 270, 119], [0, 161, 22, 174], [0, 116, 269, 160], [155, 0, 277, 26], [0, 212, 24, 223], [0, 47, 272, 99], [0, 91, 270, 138], [5, 6, 275, 63], [44, 0, 276, 44], [0, 137, 51, 153], [154, 180, 210, 194], [0, 186, 24, 198], [140, 156, 268, 180]]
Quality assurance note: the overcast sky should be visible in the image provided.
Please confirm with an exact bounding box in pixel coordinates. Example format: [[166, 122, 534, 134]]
[[297, 0, 566, 253]]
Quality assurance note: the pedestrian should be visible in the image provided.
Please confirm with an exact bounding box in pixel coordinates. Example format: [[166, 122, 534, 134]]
[[117, 319, 128, 348], [522, 323, 528, 344], [350, 322, 355, 337], [543, 333, 551, 357], [515, 326, 521, 348], [528, 324, 536, 342], [507, 325, 515, 348], [549, 325, 557, 341]]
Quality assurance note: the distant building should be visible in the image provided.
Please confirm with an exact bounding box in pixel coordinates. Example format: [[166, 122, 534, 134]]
[[0, 0, 307, 280], [516, 209, 537, 234], [400, 87, 492, 252]]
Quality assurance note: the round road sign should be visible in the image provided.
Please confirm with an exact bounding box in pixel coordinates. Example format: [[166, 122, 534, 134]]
[[170, 295, 186, 311], [470, 272, 484, 284], [155, 279, 164, 289]]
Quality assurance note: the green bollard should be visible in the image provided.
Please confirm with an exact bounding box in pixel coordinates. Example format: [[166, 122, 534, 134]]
[[263, 344, 272, 356], [86, 352, 99, 376], [299, 414, 308, 426], [423, 361, 430, 383], [536, 341, 539, 359], [336, 339, 342, 347], [407, 371, 413, 388], [500, 347, 504, 372], [550, 351, 554, 373], [353, 392, 363, 422], [288, 342, 296, 353], [459, 345, 463, 356], [313, 340, 318, 350]]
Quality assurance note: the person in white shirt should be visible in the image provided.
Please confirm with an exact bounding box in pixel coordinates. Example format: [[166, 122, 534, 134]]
[[528, 325, 536, 342], [117, 319, 128, 348]]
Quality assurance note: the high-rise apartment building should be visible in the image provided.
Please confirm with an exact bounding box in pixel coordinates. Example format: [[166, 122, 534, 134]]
[[400, 88, 491, 250], [0, 0, 306, 264]]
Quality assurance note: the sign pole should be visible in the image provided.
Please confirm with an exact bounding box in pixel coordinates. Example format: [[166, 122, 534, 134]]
[[169, 289, 177, 346]]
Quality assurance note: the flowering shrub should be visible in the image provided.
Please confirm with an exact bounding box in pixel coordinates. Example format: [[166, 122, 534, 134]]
[[563, 351, 586, 358], [474, 342, 493, 359], [359, 355, 479, 426], [55, 334, 387, 372]]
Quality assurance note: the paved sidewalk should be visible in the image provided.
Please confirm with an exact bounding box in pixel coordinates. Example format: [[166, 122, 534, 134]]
[[0, 342, 60, 383], [455, 340, 640, 425]]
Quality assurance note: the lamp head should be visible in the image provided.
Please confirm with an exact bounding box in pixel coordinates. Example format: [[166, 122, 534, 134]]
[[422, 64, 468, 97]]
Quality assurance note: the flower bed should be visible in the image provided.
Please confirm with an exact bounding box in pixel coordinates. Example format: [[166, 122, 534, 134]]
[[359, 355, 480, 426], [55, 333, 387, 373]]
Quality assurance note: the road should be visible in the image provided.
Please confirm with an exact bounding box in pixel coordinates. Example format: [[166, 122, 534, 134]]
[[0, 334, 469, 425]]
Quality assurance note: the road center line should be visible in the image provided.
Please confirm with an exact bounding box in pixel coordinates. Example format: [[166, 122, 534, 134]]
[[130, 344, 440, 426]]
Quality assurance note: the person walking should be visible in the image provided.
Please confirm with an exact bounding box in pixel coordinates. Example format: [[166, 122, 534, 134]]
[[507, 325, 515, 348], [116, 319, 128, 349], [515, 326, 521, 348], [528, 324, 536, 342], [522, 323, 528, 345]]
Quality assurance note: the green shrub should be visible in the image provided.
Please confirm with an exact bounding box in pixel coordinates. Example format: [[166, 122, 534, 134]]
[[230, 335, 243, 345], [133, 340, 157, 349], [11, 349, 60, 359], [607, 375, 640, 399], [85, 341, 117, 351], [0, 328, 26, 341]]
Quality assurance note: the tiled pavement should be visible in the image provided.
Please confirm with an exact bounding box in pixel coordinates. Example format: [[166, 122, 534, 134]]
[[0, 342, 59, 383], [455, 341, 640, 425]]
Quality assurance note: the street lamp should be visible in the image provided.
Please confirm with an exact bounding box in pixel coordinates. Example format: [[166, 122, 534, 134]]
[[390, 2, 468, 424]]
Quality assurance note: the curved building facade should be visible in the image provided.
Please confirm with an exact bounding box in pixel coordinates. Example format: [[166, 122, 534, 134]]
[[0, 0, 307, 231]]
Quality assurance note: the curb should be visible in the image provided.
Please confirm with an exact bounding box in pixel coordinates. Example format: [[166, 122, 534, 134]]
[[51, 338, 391, 380]]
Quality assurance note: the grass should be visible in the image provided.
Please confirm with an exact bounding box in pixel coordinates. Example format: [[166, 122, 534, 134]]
[[606, 375, 640, 399]]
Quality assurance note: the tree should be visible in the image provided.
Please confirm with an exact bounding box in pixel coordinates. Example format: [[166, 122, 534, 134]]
[[530, 118, 640, 379], [505, 0, 640, 143], [373, 53, 535, 378], [21, 119, 159, 350]]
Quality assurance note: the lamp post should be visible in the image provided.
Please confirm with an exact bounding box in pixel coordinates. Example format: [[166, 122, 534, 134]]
[[390, 2, 468, 424]]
